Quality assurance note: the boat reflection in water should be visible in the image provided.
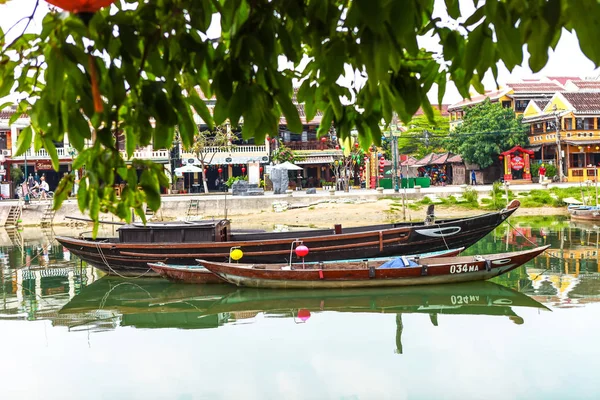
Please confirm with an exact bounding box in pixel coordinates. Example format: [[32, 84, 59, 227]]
[[59, 277, 549, 352]]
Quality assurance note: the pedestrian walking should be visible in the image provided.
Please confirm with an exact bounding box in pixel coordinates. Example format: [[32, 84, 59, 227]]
[[538, 164, 546, 183], [470, 170, 477, 185]]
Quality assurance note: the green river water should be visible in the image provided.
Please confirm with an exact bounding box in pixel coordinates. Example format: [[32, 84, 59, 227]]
[[1, 217, 599, 400]]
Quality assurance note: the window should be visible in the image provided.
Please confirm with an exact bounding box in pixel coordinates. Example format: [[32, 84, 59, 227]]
[[564, 118, 574, 130], [545, 120, 556, 132], [576, 118, 594, 130], [502, 100, 512, 108], [533, 123, 544, 133], [0, 131, 7, 150], [515, 100, 529, 112]]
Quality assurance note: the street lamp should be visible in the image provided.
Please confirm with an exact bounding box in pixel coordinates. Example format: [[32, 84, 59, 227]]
[[553, 105, 565, 182]]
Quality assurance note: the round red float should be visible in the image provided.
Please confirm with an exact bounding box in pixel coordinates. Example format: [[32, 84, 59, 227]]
[[295, 245, 309, 257], [298, 309, 311, 322], [46, 0, 116, 12]]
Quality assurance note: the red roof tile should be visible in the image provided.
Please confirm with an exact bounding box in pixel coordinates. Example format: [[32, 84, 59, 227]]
[[562, 92, 600, 113], [507, 82, 564, 93], [413, 104, 450, 117], [568, 80, 600, 90], [547, 76, 580, 86], [448, 89, 507, 111]]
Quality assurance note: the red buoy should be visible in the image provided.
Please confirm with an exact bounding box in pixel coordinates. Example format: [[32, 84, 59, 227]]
[[46, 0, 116, 13], [295, 245, 309, 257], [298, 309, 311, 322]]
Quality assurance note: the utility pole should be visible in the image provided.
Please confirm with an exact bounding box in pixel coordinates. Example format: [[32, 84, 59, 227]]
[[554, 107, 564, 182]]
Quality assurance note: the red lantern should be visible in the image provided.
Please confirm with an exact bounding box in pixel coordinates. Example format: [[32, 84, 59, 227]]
[[379, 168, 384, 172], [217, 168, 223, 174], [499, 155, 504, 160], [298, 309, 311, 322], [379, 175, 384, 179], [359, 166, 363, 171], [321, 137, 327, 142], [45, 0, 116, 13], [380, 156, 385, 160], [588, 145, 591, 149], [241, 167, 246, 174], [295, 245, 309, 257], [335, 145, 340, 150], [259, 166, 264, 173], [354, 142, 359, 148]]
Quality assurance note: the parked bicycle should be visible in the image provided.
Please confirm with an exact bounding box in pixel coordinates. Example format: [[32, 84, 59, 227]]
[[17, 184, 54, 201]]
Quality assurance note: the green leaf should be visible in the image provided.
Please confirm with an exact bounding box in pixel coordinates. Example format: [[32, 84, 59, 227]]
[[77, 177, 88, 213], [276, 91, 302, 134], [14, 126, 32, 157], [188, 91, 214, 130]]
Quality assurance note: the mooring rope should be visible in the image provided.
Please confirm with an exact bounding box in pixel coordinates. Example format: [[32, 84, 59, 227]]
[[94, 241, 153, 279], [504, 219, 563, 280]]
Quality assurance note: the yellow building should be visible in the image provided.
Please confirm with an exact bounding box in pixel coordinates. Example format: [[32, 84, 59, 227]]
[[522, 88, 600, 182]]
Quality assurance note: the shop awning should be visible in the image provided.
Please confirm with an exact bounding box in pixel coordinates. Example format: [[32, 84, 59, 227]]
[[564, 140, 600, 146], [296, 156, 334, 164]]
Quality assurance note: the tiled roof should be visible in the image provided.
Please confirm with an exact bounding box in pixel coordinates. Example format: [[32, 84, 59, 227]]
[[562, 92, 600, 113], [400, 156, 418, 166], [567, 80, 600, 90], [415, 152, 462, 166], [533, 99, 549, 109], [507, 82, 564, 93], [413, 104, 450, 117], [0, 107, 28, 120], [547, 76, 580, 86], [448, 89, 508, 111]]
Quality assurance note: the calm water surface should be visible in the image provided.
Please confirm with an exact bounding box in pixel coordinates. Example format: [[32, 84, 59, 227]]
[[1, 218, 599, 400]]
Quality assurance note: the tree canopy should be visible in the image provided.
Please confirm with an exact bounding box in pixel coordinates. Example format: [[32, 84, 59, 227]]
[[445, 99, 528, 169], [397, 109, 450, 158], [1, 0, 600, 227]]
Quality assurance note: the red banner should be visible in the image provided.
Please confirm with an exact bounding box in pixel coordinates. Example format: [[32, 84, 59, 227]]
[[510, 156, 524, 171]]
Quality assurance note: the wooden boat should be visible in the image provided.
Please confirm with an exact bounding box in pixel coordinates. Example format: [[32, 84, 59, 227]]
[[197, 245, 550, 289], [568, 204, 600, 221], [57, 200, 520, 277], [148, 247, 465, 284]]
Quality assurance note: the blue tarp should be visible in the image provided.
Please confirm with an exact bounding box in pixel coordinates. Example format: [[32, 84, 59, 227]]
[[378, 257, 419, 269]]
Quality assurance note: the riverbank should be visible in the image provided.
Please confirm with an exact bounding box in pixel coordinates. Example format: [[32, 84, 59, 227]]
[[0, 182, 575, 227]]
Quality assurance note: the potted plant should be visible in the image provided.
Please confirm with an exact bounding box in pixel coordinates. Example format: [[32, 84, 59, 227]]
[[171, 174, 180, 194]]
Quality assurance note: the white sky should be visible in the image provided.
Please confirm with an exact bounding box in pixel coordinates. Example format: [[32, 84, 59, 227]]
[[1, 0, 599, 105]]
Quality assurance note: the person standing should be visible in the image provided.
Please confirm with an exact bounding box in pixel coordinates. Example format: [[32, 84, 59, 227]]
[[538, 164, 546, 183], [470, 170, 477, 185]]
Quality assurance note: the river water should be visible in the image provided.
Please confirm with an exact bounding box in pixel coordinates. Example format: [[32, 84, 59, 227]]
[[1, 218, 599, 400]]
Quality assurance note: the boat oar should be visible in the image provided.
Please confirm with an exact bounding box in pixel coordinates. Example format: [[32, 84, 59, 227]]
[[65, 216, 126, 226]]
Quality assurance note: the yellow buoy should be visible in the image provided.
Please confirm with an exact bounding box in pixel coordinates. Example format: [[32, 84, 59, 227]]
[[230, 248, 243, 261]]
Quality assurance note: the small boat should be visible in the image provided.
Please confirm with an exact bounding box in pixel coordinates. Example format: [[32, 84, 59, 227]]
[[58, 200, 521, 277], [196, 245, 550, 289], [148, 248, 465, 284], [568, 204, 600, 221]]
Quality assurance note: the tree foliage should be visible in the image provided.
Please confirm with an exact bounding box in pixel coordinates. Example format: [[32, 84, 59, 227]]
[[398, 109, 450, 158], [1, 0, 600, 225], [187, 125, 237, 193], [445, 99, 528, 169]]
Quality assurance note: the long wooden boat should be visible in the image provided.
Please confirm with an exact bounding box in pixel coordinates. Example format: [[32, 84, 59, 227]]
[[57, 200, 520, 277], [568, 204, 600, 221], [148, 248, 465, 284], [197, 245, 549, 289]]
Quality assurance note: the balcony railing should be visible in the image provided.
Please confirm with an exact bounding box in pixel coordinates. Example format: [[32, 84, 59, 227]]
[[126, 149, 170, 160], [12, 147, 77, 159], [201, 145, 267, 153]]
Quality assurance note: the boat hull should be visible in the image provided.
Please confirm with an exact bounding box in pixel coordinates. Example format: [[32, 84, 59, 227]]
[[199, 246, 549, 289], [148, 263, 224, 284], [57, 200, 520, 277]]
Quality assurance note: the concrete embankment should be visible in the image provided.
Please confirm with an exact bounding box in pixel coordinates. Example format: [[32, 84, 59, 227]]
[[0, 183, 569, 227]]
